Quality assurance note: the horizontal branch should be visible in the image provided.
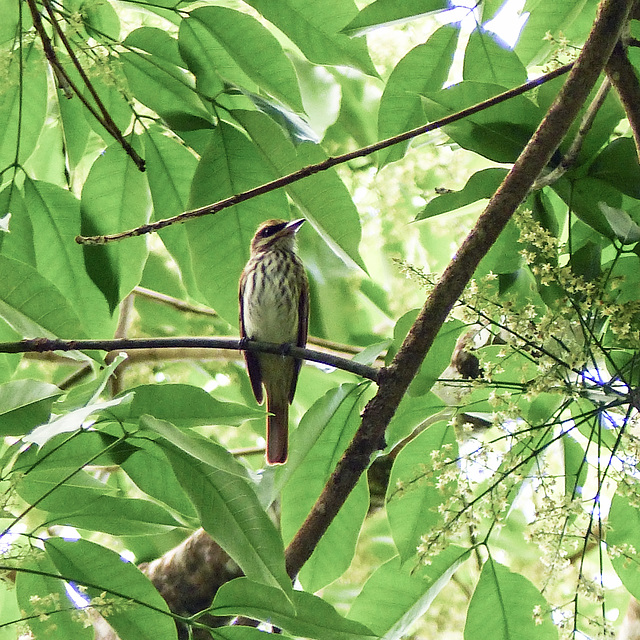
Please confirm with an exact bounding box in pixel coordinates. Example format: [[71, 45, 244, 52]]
[[75, 63, 574, 245], [0, 337, 379, 382]]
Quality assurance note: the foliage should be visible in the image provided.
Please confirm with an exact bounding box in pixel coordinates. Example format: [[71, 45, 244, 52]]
[[0, 0, 639, 639]]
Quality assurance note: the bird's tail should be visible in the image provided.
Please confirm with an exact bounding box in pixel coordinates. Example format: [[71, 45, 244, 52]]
[[266, 394, 288, 465]]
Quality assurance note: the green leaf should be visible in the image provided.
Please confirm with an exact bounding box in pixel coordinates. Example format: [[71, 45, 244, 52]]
[[80, 140, 151, 311], [186, 120, 289, 323], [144, 128, 199, 295], [25, 393, 134, 447], [0, 42, 47, 168], [552, 176, 621, 239], [464, 558, 557, 640], [599, 203, 640, 245], [46, 494, 185, 535], [233, 109, 366, 271], [515, 0, 596, 66], [22, 178, 113, 336], [45, 538, 178, 640], [463, 29, 527, 87], [16, 551, 93, 640], [129, 383, 262, 427], [0, 255, 86, 339], [16, 466, 117, 512], [347, 547, 470, 639], [417, 168, 508, 220], [70, 0, 121, 40], [422, 82, 542, 163], [280, 383, 372, 591], [609, 494, 640, 599], [158, 436, 292, 596], [244, 0, 378, 77], [389, 313, 465, 396], [386, 421, 457, 562], [0, 379, 61, 436], [212, 578, 375, 640], [589, 137, 640, 199], [121, 439, 197, 519], [120, 37, 212, 129], [179, 6, 303, 111], [342, 0, 448, 35], [563, 435, 586, 500], [139, 414, 251, 478], [377, 26, 459, 166]]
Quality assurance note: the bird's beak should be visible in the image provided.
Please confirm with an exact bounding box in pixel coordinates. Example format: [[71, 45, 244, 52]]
[[284, 218, 305, 234]]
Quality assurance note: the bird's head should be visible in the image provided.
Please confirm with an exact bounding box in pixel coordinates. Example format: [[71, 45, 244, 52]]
[[250, 218, 305, 254]]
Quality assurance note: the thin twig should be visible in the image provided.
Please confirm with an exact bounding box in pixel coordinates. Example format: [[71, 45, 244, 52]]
[[283, 0, 635, 580], [75, 63, 574, 245], [533, 76, 612, 190], [0, 337, 379, 382]]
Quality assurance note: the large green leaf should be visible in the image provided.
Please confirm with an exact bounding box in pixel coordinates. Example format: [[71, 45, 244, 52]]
[[233, 109, 366, 271], [377, 26, 459, 166], [386, 421, 457, 562], [121, 439, 198, 520], [464, 558, 557, 640], [23, 179, 113, 336], [0, 42, 47, 168], [280, 383, 372, 591], [0, 255, 86, 339], [144, 128, 199, 294], [244, 0, 377, 77], [347, 546, 470, 639], [212, 578, 375, 639], [0, 379, 61, 436], [179, 6, 303, 111], [516, 0, 596, 66], [157, 434, 292, 596], [128, 383, 261, 427], [80, 140, 151, 311], [422, 82, 543, 163], [589, 137, 640, 200], [120, 35, 212, 130], [45, 538, 178, 640], [186, 120, 289, 322], [608, 494, 640, 599], [463, 29, 527, 87], [388, 313, 465, 396], [342, 0, 448, 35]]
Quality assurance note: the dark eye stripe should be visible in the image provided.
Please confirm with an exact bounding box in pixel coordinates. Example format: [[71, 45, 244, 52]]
[[260, 222, 287, 238]]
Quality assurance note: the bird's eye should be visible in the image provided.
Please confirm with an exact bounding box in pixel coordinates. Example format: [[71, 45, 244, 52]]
[[260, 222, 286, 238]]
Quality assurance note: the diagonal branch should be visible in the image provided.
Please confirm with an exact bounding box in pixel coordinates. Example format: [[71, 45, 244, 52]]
[[74, 63, 574, 245], [605, 39, 640, 161], [283, 0, 635, 580]]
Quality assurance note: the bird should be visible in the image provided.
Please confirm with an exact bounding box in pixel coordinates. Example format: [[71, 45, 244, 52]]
[[239, 218, 309, 464]]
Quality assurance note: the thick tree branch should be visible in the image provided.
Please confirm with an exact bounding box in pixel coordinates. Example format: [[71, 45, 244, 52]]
[[605, 39, 640, 161], [283, 0, 635, 579], [75, 64, 573, 245], [0, 337, 379, 382]]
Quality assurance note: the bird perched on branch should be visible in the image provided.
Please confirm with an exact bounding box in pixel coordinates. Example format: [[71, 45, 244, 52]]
[[239, 218, 309, 464]]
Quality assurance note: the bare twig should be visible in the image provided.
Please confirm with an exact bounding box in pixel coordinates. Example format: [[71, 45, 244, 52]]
[[283, 0, 635, 580], [75, 63, 574, 246], [0, 337, 379, 382]]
